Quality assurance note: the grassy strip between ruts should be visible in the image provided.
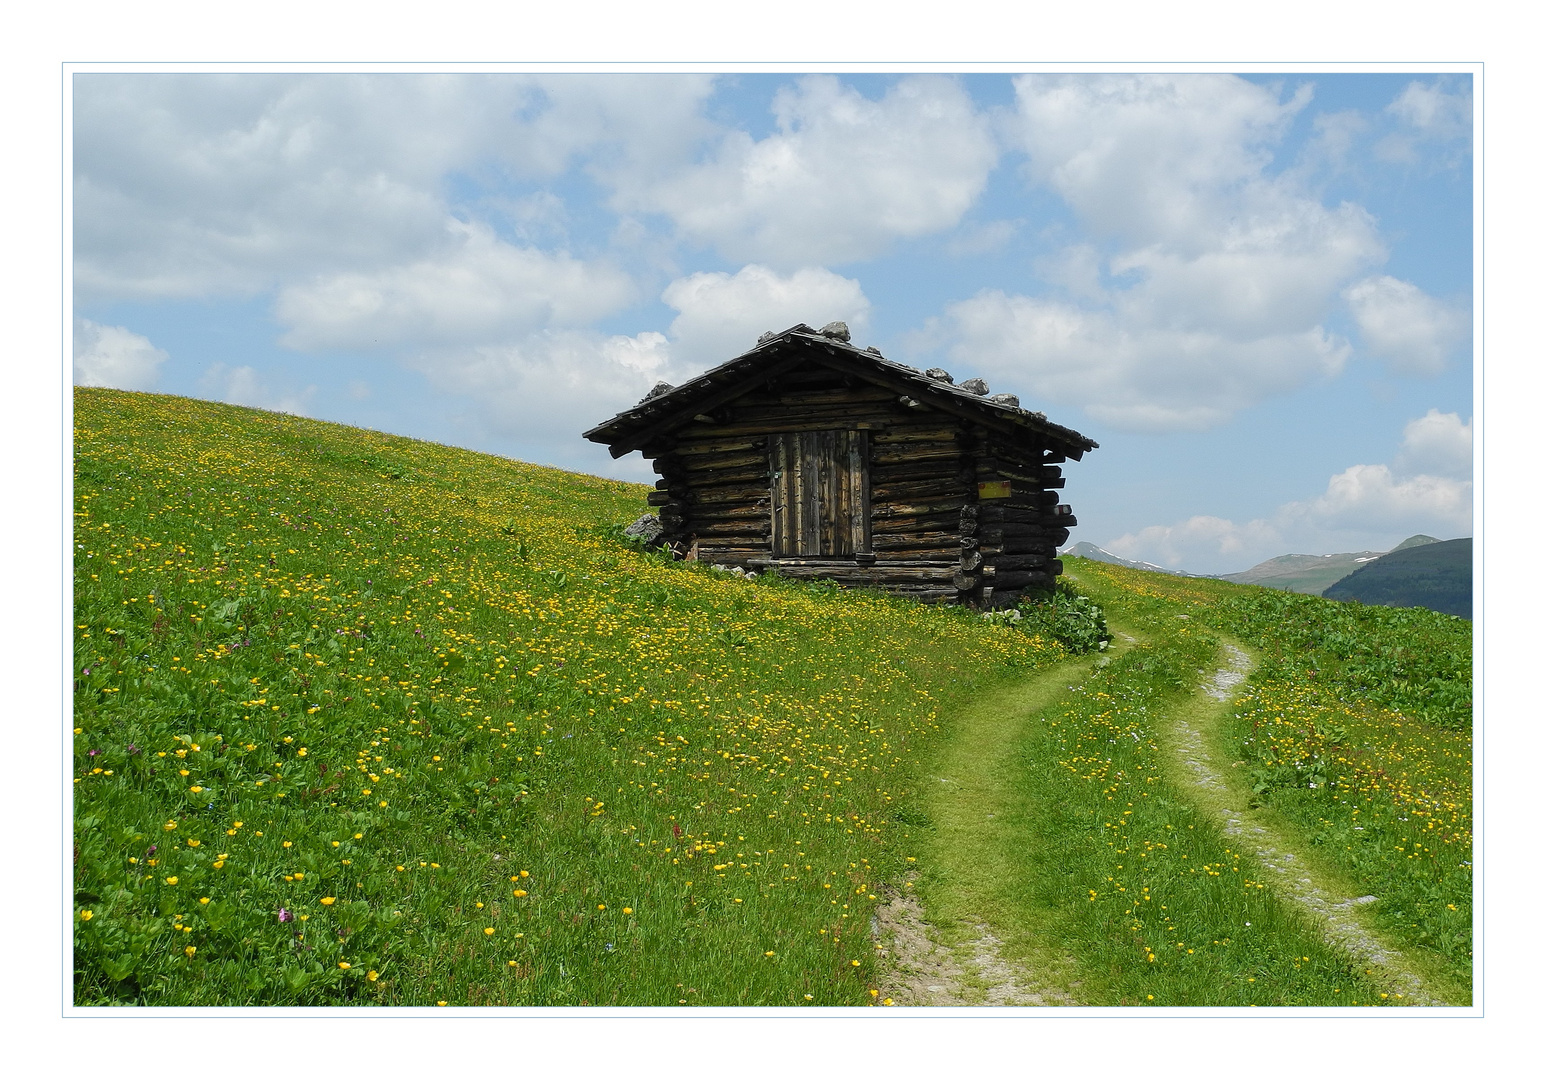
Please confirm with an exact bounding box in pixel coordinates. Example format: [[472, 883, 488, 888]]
[[1069, 559, 1473, 998], [916, 611, 1395, 1006]]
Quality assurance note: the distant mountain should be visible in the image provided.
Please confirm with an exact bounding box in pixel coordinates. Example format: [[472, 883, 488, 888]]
[[1219, 551, 1386, 595], [1217, 534, 1451, 597], [1061, 542, 1202, 577], [1323, 537, 1472, 618]]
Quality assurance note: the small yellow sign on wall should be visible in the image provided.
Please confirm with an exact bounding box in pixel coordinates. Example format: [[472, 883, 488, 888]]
[[977, 480, 1012, 499]]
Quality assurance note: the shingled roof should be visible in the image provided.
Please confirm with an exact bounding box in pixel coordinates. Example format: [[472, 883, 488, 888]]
[[582, 323, 1098, 460]]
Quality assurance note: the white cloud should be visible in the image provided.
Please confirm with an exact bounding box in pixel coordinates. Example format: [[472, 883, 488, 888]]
[[941, 290, 1349, 432], [72, 319, 167, 390], [274, 220, 636, 351], [200, 362, 316, 416], [1105, 408, 1473, 572], [1375, 79, 1473, 166], [1396, 409, 1472, 479], [72, 73, 717, 303], [661, 264, 871, 367], [410, 330, 674, 452], [1105, 516, 1284, 572], [395, 263, 871, 459], [1343, 275, 1468, 376], [1283, 463, 1471, 534], [1009, 74, 1320, 249], [619, 75, 997, 266], [938, 74, 1389, 432]]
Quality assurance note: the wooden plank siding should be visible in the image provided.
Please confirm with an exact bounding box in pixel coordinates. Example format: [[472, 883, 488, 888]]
[[770, 429, 869, 558]]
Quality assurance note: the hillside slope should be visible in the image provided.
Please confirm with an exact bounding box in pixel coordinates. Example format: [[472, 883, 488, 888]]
[[1323, 537, 1472, 618], [71, 388, 1067, 1006]]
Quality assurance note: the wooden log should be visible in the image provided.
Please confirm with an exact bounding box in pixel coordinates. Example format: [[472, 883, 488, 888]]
[[755, 557, 954, 569], [984, 441, 1061, 468], [869, 459, 974, 483], [871, 496, 971, 520], [684, 505, 770, 524], [689, 522, 770, 540], [725, 402, 897, 426], [687, 483, 774, 507], [869, 478, 972, 503], [677, 464, 770, 488], [978, 525, 1055, 545], [984, 531, 1068, 555], [764, 564, 957, 585], [677, 454, 773, 475], [871, 531, 957, 551], [952, 569, 980, 591], [733, 386, 898, 407], [863, 544, 961, 562], [673, 438, 767, 457], [871, 426, 961, 445], [870, 442, 963, 465], [978, 503, 1063, 525], [986, 552, 1054, 572], [696, 545, 769, 558], [960, 548, 983, 572], [994, 569, 1058, 591], [870, 510, 961, 535]]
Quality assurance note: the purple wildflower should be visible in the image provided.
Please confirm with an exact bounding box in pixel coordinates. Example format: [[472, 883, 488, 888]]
[[278, 908, 294, 923], [87, 748, 101, 757]]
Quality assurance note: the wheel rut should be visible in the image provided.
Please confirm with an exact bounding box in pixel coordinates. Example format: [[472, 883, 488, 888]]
[[873, 658, 1093, 1007], [877, 623, 1456, 1007], [1163, 636, 1450, 1005]]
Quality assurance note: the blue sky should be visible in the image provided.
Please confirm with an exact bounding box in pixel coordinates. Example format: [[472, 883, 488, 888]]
[[71, 71, 1474, 573]]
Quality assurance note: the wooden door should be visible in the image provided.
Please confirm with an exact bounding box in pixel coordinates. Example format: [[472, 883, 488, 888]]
[[770, 429, 869, 558]]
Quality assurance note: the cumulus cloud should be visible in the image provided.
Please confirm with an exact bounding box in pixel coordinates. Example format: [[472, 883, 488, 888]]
[[1343, 275, 1468, 376], [931, 74, 1388, 432], [942, 290, 1349, 432], [274, 221, 636, 351], [661, 264, 870, 367], [1376, 78, 1473, 164], [72, 73, 716, 303], [1105, 516, 1284, 572], [410, 329, 675, 458], [387, 262, 871, 467], [1105, 408, 1473, 572], [200, 363, 316, 416], [1283, 463, 1471, 535], [1395, 409, 1472, 478], [619, 75, 997, 266], [73, 319, 167, 390]]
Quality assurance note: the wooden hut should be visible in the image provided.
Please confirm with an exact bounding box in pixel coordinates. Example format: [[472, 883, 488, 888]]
[[582, 321, 1097, 608]]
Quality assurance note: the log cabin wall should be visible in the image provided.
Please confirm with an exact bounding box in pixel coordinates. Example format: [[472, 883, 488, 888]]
[[966, 433, 1074, 608], [586, 323, 1097, 608], [639, 365, 1073, 605]]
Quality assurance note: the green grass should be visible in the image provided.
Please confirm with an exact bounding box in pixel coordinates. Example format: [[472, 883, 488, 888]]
[[72, 388, 1472, 1007], [71, 388, 1069, 1006], [1070, 559, 1473, 998], [917, 611, 1393, 1006]]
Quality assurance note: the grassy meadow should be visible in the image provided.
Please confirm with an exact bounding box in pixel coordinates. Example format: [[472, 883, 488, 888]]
[[1071, 562, 1473, 997], [71, 388, 1473, 1007], [71, 388, 1067, 1006]]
